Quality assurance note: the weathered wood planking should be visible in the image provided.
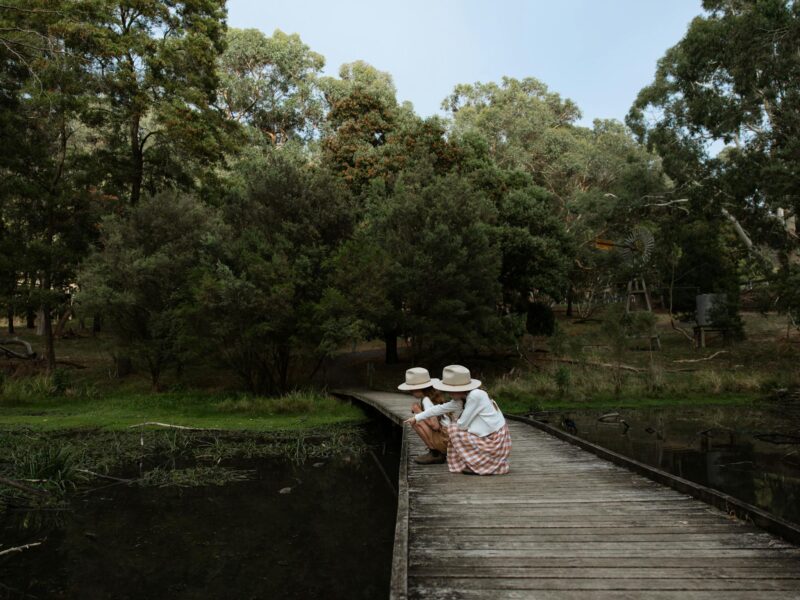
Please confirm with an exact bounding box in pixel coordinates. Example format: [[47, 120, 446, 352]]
[[335, 389, 800, 600]]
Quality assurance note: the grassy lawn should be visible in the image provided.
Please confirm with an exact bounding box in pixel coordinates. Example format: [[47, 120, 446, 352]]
[[0, 391, 366, 431], [0, 327, 370, 431]]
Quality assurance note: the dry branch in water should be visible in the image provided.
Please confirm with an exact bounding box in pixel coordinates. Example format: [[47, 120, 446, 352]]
[[0, 476, 49, 496], [0, 542, 43, 557], [77, 469, 134, 483]]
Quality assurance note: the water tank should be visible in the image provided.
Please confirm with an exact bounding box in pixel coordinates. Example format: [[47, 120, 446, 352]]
[[696, 294, 727, 327]]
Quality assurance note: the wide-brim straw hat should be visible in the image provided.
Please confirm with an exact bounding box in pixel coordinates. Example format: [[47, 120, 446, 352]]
[[433, 365, 481, 392], [398, 367, 440, 391]]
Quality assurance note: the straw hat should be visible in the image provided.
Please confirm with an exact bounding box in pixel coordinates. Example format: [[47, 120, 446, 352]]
[[432, 365, 481, 392], [397, 367, 439, 391]]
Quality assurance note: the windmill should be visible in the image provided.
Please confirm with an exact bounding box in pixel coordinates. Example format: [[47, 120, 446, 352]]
[[595, 226, 661, 350]]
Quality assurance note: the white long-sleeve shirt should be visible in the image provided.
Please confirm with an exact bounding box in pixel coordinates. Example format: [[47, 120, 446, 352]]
[[414, 397, 462, 426], [414, 389, 505, 437], [456, 389, 506, 436]]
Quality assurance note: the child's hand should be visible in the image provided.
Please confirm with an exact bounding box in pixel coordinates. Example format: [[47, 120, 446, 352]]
[[403, 416, 416, 426]]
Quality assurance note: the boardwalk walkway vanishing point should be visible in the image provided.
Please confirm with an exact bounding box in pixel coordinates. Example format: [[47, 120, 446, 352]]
[[335, 389, 800, 600]]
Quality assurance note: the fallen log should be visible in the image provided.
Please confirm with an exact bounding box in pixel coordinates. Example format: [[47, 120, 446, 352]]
[[0, 337, 36, 359]]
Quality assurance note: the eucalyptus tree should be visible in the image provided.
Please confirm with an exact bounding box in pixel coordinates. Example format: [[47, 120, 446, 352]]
[[628, 0, 800, 321], [79, 0, 229, 205], [443, 77, 582, 203], [216, 28, 325, 145], [445, 77, 670, 313]]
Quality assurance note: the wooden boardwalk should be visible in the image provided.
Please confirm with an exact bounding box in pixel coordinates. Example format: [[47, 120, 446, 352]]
[[337, 389, 800, 600]]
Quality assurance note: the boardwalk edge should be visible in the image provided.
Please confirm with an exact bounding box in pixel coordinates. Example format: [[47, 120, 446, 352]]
[[506, 413, 800, 546], [390, 425, 409, 600]]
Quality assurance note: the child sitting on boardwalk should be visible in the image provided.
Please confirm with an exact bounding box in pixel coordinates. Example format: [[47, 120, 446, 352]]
[[398, 367, 452, 464], [406, 365, 511, 475]]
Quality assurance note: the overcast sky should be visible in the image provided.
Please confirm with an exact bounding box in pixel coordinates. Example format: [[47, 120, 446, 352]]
[[227, 1, 703, 127]]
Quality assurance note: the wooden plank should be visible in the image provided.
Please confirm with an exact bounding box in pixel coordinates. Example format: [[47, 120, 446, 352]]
[[410, 548, 800, 559], [334, 389, 800, 600], [411, 536, 788, 547], [410, 576, 800, 590], [408, 556, 800, 569], [409, 591, 800, 600], [411, 566, 800, 579]]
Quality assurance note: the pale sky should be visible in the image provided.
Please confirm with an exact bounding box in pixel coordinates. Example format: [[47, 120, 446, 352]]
[[226, 1, 703, 127]]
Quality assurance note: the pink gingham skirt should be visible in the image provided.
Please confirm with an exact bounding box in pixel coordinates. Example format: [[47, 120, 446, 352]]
[[446, 422, 512, 475]]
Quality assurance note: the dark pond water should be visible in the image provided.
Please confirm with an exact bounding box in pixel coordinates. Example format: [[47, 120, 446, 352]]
[[537, 400, 800, 526], [0, 421, 400, 600]]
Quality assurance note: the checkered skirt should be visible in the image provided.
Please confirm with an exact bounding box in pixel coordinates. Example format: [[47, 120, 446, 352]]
[[446, 422, 512, 475]]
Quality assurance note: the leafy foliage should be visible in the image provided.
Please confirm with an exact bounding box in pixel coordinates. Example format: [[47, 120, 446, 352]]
[[78, 191, 220, 388], [196, 151, 355, 393]]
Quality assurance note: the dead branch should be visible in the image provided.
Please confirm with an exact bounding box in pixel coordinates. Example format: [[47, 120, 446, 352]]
[[670, 317, 696, 344], [530, 355, 700, 374], [0, 541, 43, 557], [127, 422, 204, 431], [531, 356, 643, 373], [77, 469, 134, 483], [56, 360, 86, 369], [644, 198, 690, 214], [673, 350, 729, 363], [0, 476, 49, 496]]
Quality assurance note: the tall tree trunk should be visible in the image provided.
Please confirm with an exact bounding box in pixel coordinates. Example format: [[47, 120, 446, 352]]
[[92, 313, 102, 335], [566, 287, 574, 318], [7, 305, 14, 334], [53, 306, 73, 338], [130, 113, 143, 206], [384, 329, 399, 365], [43, 305, 55, 373], [35, 308, 45, 336], [26, 307, 35, 329]]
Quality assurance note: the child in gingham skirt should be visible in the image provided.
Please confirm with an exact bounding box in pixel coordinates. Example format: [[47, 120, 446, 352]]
[[397, 367, 451, 465], [407, 364, 511, 475]]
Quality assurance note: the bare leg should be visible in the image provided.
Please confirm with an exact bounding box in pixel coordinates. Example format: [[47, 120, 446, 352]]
[[408, 404, 437, 449], [412, 421, 439, 449]]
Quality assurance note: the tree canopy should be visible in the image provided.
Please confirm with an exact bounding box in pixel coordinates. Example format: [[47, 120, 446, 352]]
[[4, 0, 791, 387]]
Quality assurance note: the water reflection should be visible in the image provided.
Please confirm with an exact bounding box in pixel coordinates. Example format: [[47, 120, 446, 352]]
[[0, 422, 400, 600], [542, 403, 800, 526]]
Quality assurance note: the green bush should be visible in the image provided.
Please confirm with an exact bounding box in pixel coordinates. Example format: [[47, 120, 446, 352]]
[[11, 443, 87, 495], [554, 366, 571, 398]]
